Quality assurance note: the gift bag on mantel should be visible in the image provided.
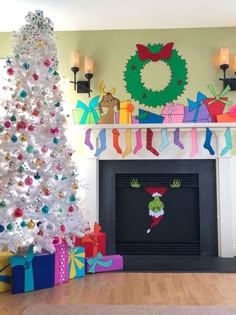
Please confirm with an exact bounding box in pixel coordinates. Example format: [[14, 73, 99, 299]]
[[202, 85, 232, 122]]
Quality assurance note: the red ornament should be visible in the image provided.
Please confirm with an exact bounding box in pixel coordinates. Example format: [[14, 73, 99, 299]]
[[32, 73, 39, 80], [18, 154, 24, 160], [24, 176, 33, 186], [4, 121, 11, 128], [7, 68, 14, 75], [28, 125, 35, 131], [60, 224, 65, 232], [68, 206, 74, 212], [16, 121, 27, 130], [44, 60, 51, 67], [32, 109, 39, 117], [37, 230, 43, 236], [53, 85, 57, 90], [13, 208, 23, 218], [52, 236, 60, 244]]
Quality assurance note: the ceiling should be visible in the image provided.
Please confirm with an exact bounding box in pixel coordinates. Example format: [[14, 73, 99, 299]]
[[1, 0, 236, 32]]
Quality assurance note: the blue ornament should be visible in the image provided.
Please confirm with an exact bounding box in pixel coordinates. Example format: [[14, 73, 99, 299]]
[[53, 138, 59, 144], [19, 90, 27, 98], [11, 135, 18, 143], [34, 172, 41, 180], [41, 205, 49, 214], [23, 63, 30, 70], [0, 225, 4, 232]]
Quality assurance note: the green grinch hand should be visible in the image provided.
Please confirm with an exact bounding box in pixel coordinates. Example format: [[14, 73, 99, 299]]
[[130, 178, 141, 188], [170, 179, 181, 188]]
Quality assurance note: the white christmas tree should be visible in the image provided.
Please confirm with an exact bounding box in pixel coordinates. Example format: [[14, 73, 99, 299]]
[[0, 10, 89, 254]]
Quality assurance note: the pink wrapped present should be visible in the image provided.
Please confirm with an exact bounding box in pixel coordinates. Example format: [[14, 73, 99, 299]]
[[54, 241, 68, 285], [161, 103, 184, 123], [86, 252, 123, 273]]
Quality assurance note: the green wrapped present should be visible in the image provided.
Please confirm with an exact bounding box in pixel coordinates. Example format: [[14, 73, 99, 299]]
[[73, 96, 100, 124]]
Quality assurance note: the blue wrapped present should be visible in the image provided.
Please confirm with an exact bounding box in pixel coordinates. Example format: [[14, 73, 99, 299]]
[[137, 109, 164, 124], [68, 246, 85, 279], [9, 246, 55, 294]]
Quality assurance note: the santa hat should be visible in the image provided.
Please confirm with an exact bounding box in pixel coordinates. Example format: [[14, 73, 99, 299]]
[[144, 186, 168, 197]]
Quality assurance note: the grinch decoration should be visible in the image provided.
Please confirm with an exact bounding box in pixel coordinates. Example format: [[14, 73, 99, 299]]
[[0, 10, 89, 254], [124, 42, 188, 107]]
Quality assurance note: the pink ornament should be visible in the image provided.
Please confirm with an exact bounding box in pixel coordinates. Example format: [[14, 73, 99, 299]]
[[32, 73, 39, 80], [44, 60, 51, 67], [28, 125, 35, 131], [4, 121, 11, 128], [56, 164, 63, 171], [15, 103, 21, 109], [50, 112, 55, 117], [16, 121, 27, 130], [18, 154, 24, 160], [60, 224, 65, 232], [7, 68, 14, 75], [68, 206, 74, 212], [53, 85, 57, 90], [50, 127, 59, 134], [41, 145, 48, 153], [24, 176, 33, 186]]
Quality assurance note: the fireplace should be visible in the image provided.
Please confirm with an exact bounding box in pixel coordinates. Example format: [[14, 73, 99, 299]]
[[99, 159, 218, 258], [71, 124, 236, 270]]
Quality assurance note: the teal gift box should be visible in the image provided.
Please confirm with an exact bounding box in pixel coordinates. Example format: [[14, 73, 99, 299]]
[[73, 95, 101, 124], [68, 246, 85, 279], [86, 252, 123, 274]]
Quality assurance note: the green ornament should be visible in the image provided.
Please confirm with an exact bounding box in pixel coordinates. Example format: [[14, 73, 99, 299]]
[[53, 71, 59, 76], [59, 208, 63, 213], [19, 90, 27, 98], [55, 102, 60, 107], [0, 125, 4, 133], [69, 195, 76, 202], [124, 43, 188, 107], [53, 138, 59, 144], [6, 223, 13, 231], [27, 146, 34, 153], [20, 221, 27, 228], [11, 135, 18, 143], [48, 67, 53, 73], [18, 166, 25, 173], [0, 201, 6, 208], [54, 175, 59, 180], [61, 176, 67, 180], [10, 115, 16, 121], [15, 54, 20, 59], [41, 205, 49, 214], [23, 63, 30, 70], [41, 90, 46, 96]]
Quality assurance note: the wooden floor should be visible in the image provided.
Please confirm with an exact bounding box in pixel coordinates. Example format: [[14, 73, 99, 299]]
[[1, 272, 236, 315]]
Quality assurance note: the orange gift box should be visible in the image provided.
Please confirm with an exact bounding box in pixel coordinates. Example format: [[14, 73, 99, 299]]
[[216, 112, 236, 122]]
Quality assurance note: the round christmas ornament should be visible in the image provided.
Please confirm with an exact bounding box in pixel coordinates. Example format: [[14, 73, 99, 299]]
[[124, 42, 188, 107]]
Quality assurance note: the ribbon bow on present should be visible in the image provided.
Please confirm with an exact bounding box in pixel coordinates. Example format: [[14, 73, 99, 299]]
[[87, 252, 113, 273], [9, 245, 35, 292], [69, 248, 85, 279], [82, 222, 102, 256], [207, 85, 232, 106], [137, 42, 174, 62], [0, 264, 11, 284], [76, 96, 100, 124], [166, 102, 178, 123], [187, 92, 207, 122]]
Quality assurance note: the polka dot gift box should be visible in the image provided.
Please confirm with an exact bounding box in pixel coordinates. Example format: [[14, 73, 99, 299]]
[[54, 241, 68, 285]]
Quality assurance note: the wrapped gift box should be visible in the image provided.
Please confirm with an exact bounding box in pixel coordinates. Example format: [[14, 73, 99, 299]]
[[54, 241, 68, 285], [115, 112, 139, 124], [68, 246, 85, 279], [161, 103, 184, 123], [183, 103, 212, 123], [72, 109, 100, 124], [74, 223, 106, 257], [216, 112, 236, 122], [202, 85, 231, 122], [0, 252, 13, 293], [138, 109, 164, 124], [9, 246, 55, 294], [86, 253, 123, 274], [119, 100, 134, 124]]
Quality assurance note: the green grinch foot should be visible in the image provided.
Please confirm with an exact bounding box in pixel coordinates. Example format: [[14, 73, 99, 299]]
[[147, 228, 151, 234]]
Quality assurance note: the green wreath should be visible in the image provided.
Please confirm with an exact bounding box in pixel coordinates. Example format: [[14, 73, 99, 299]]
[[124, 43, 188, 108]]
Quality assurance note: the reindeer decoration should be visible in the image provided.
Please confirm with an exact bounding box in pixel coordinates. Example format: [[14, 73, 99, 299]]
[[98, 81, 120, 124]]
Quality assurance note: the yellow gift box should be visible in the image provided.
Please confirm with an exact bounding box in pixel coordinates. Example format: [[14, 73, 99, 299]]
[[0, 252, 13, 293], [119, 100, 134, 124]]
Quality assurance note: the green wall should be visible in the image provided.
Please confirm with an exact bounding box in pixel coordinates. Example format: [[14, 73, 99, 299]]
[[1, 27, 236, 116]]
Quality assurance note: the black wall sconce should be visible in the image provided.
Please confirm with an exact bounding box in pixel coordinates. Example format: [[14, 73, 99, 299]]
[[70, 50, 94, 97], [219, 48, 236, 90]]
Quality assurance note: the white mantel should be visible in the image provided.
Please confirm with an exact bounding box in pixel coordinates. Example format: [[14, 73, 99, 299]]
[[67, 123, 236, 258]]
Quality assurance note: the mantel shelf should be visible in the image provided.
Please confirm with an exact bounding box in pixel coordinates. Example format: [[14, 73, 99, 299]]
[[69, 123, 236, 131]]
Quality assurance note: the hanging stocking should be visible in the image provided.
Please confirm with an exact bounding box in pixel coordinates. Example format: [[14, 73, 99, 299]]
[[159, 128, 169, 152], [84, 128, 94, 150], [133, 128, 142, 154], [94, 128, 106, 157], [146, 128, 159, 156], [112, 128, 122, 154], [203, 128, 215, 155], [122, 128, 132, 158], [220, 128, 232, 156], [190, 128, 198, 158], [173, 128, 184, 149]]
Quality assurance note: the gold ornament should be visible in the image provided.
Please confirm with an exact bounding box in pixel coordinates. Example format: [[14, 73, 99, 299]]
[[35, 207, 40, 212], [4, 153, 11, 161], [35, 159, 45, 167], [71, 183, 79, 190], [3, 133, 11, 141], [58, 191, 64, 198], [37, 39, 44, 48], [16, 81, 21, 88], [18, 181, 24, 187], [27, 220, 35, 229], [20, 134, 27, 142], [21, 105, 28, 112]]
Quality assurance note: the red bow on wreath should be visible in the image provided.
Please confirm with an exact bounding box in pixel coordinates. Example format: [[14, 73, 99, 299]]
[[136, 42, 174, 62]]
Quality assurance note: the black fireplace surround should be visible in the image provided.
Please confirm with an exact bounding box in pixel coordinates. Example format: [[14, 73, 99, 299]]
[[99, 159, 236, 272]]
